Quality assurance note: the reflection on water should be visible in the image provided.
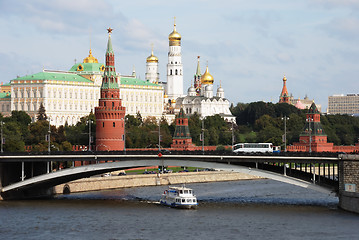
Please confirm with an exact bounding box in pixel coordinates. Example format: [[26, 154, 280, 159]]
[[1, 179, 358, 240]]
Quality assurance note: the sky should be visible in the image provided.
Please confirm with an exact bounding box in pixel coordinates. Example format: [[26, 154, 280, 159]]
[[0, 0, 358, 112]]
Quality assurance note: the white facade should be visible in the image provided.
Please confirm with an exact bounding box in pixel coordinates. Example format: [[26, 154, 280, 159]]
[[10, 70, 101, 126], [166, 23, 183, 100]]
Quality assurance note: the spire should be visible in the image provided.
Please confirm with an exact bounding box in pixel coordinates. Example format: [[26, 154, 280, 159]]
[[102, 27, 118, 89], [196, 56, 201, 76], [106, 28, 114, 53]]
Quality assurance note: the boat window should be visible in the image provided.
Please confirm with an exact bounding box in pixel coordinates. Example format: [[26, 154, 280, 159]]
[[193, 199, 196, 203], [184, 190, 188, 194], [182, 199, 185, 203], [180, 190, 183, 194], [189, 190, 192, 194], [187, 199, 192, 203]]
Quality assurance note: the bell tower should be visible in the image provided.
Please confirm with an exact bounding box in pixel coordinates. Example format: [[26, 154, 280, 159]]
[[95, 28, 126, 151], [166, 17, 183, 101]]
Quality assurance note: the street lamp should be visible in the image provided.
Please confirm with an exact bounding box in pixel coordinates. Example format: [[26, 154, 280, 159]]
[[121, 117, 126, 153], [201, 119, 205, 154], [306, 117, 313, 153], [47, 118, 51, 153], [87, 120, 93, 151], [231, 120, 235, 147], [158, 118, 161, 152], [281, 115, 289, 152], [1, 121, 5, 153]]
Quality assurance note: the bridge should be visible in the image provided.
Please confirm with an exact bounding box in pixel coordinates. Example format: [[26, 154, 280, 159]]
[[0, 152, 358, 213]]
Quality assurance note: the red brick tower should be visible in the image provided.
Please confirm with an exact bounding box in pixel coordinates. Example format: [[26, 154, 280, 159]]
[[95, 28, 126, 151], [289, 102, 333, 152], [171, 108, 196, 150], [279, 75, 290, 103]]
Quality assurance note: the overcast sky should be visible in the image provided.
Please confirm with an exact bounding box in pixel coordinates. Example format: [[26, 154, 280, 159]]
[[1, 0, 358, 111]]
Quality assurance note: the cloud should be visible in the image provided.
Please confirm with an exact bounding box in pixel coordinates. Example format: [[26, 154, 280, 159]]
[[312, 0, 359, 9], [322, 17, 359, 41]]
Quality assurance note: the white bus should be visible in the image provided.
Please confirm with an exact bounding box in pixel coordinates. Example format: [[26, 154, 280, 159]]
[[232, 143, 273, 153]]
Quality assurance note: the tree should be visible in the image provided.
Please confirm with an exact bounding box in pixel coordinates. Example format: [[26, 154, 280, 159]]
[[36, 103, 47, 121]]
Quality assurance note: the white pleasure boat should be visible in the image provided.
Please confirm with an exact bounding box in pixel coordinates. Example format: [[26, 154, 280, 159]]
[[160, 185, 198, 209]]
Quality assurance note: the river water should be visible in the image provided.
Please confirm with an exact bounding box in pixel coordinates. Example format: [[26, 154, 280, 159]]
[[1, 179, 359, 240]]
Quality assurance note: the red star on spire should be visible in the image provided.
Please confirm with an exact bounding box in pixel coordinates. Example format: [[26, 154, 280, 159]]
[[107, 28, 113, 34]]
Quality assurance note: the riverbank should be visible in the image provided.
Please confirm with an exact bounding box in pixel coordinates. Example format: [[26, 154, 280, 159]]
[[53, 171, 263, 195]]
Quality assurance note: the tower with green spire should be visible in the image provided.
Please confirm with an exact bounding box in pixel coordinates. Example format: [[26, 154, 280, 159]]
[[95, 28, 126, 151]]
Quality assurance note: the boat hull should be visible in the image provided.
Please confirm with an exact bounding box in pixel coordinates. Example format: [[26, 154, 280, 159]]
[[160, 200, 198, 209]]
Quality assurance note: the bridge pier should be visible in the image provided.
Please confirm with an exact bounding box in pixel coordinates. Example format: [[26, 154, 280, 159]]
[[338, 155, 359, 214]]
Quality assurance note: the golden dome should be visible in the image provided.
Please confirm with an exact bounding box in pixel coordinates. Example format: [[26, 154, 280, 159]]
[[169, 18, 181, 45], [201, 66, 214, 85], [146, 49, 158, 63], [169, 26, 181, 42], [283, 75, 287, 81], [171, 99, 176, 103], [83, 49, 99, 63]]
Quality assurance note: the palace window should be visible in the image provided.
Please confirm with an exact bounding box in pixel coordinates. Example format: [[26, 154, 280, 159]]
[[113, 122, 115, 127]]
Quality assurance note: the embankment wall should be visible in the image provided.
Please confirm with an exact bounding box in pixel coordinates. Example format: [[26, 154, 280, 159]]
[[53, 171, 261, 195]]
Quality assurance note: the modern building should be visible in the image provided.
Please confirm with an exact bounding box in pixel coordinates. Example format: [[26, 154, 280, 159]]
[[327, 94, 359, 115]]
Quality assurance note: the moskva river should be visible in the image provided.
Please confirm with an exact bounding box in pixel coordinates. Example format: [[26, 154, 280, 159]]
[[1, 179, 359, 240]]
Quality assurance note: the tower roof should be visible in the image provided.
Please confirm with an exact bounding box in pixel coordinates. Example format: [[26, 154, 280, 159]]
[[201, 65, 214, 85], [106, 28, 114, 54], [146, 47, 158, 63], [279, 75, 289, 103], [195, 56, 201, 76], [83, 49, 99, 63], [169, 17, 181, 45], [308, 102, 319, 114]]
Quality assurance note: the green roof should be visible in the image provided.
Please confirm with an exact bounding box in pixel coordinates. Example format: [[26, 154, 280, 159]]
[[0, 92, 11, 99], [120, 77, 160, 87], [68, 62, 105, 73], [13, 71, 92, 83]]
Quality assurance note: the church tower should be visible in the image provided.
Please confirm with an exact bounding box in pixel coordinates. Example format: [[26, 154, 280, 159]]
[[194, 56, 202, 95], [95, 28, 126, 151], [279, 75, 290, 103], [166, 18, 183, 100], [145, 45, 159, 83]]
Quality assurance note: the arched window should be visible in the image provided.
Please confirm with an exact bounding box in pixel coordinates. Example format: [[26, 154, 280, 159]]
[[103, 122, 105, 128], [113, 122, 115, 127], [170, 69, 172, 75], [112, 102, 114, 107], [175, 69, 178, 75]]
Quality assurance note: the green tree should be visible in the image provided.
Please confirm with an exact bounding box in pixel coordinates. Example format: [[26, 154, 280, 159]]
[[36, 103, 47, 121]]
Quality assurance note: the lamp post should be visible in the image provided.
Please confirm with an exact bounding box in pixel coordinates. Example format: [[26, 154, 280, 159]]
[[1, 121, 4, 153], [121, 117, 126, 153], [87, 120, 93, 151], [306, 117, 313, 153], [47, 118, 51, 153], [281, 115, 289, 152], [231, 120, 235, 147], [201, 119, 205, 154], [158, 118, 161, 152]]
